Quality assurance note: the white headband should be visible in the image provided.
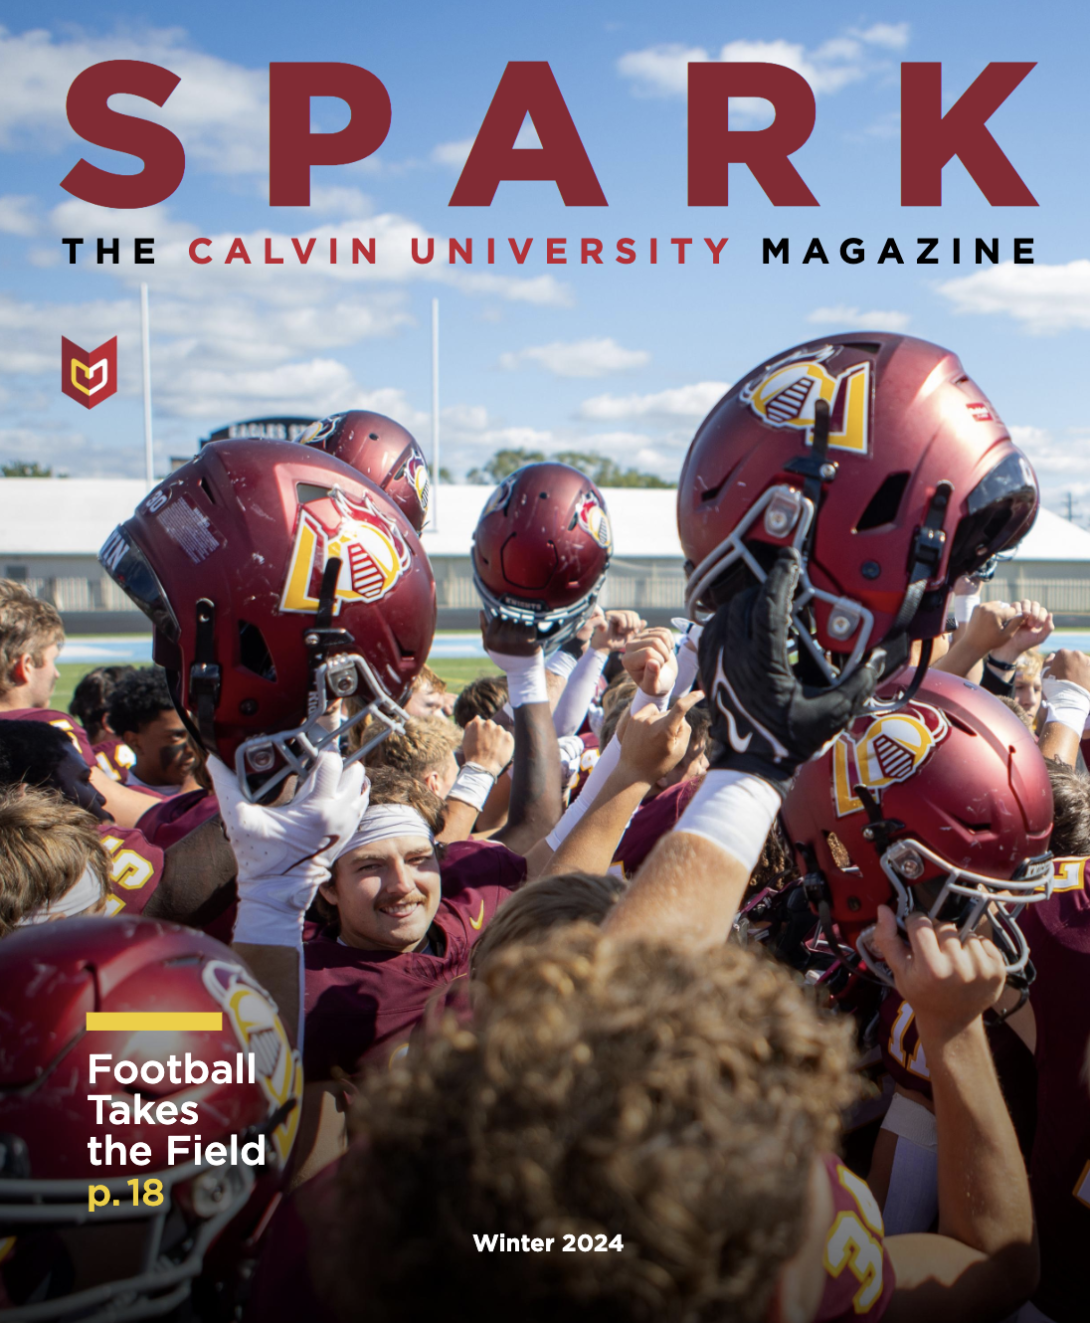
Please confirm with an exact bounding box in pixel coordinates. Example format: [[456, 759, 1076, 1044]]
[[336, 804, 435, 860], [16, 864, 103, 927]]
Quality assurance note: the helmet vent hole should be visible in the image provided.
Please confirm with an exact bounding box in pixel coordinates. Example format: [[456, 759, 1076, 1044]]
[[392, 633, 415, 661], [238, 620, 277, 682], [369, 432, 379, 440], [955, 818, 993, 834], [842, 341, 883, 354], [199, 477, 215, 504], [296, 482, 331, 506], [856, 472, 910, 531]]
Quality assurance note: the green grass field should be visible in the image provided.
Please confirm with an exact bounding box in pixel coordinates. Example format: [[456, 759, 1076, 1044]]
[[51, 655, 500, 716]]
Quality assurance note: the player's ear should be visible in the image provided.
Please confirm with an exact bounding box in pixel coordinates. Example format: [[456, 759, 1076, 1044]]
[[10, 652, 33, 685], [317, 878, 339, 907]]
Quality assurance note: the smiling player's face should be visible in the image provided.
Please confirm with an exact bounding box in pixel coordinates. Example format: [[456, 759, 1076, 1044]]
[[323, 835, 441, 952]]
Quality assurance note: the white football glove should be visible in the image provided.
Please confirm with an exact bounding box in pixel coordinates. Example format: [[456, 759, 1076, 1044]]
[[208, 751, 370, 946]]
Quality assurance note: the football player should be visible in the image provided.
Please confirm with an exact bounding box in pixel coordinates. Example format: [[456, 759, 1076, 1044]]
[[105, 666, 197, 798], [0, 718, 235, 926], [68, 663, 137, 781], [0, 580, 157, 827]]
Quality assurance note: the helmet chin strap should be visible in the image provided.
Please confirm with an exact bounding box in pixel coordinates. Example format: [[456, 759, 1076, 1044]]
[[189, 598, 221, 751]]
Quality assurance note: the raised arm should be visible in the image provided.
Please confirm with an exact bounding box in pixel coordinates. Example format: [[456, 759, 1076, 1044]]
[[481, 614, 563, 854], [144, 813, 238, 926], [872, 907, 1039, 1322], [547, 690, 703, 878], [208, 752, 369, 1048], [605, 549, 878, 949], [1036, 648, 1090, 767]]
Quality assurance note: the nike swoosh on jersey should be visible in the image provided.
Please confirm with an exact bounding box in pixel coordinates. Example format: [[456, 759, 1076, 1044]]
[[469, 900, 486, 930]]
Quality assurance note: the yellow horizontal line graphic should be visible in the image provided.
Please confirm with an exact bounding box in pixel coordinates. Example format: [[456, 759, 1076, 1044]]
[[86, 1012, 223, 1032]]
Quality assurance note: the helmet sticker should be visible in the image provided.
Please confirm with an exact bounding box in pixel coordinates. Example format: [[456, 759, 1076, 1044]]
[[158, 498, 221, 564], [832, 702, 950, 818], [299, 412, 346, 446], [402, 451, 432, 517], [202, 960, 303, 1166], [281, 486, 411, 614], [741, 354, 872, 455], [575, 492, 612, 550], [481, 476, 516, 518]]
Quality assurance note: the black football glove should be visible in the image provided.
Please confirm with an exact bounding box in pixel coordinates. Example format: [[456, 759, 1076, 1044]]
[[697, 548, 882, 793]]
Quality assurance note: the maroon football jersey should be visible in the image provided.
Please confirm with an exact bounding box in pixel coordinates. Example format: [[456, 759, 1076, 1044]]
[[1019, 856, 1090, 1323], [97, 823, 164, 916], [612, 777, 701, 878], [0, 707, 95, 768], [813, 1155, 895, 1322], [569, 732, 600, 802], [136, 787, 219, 848], [244, 1158, 340, 1323], [304, 869, 516, 1080], [441, 837, 527, 894], [91, 733, 135, 783], [876, 992, 1037, 1157]]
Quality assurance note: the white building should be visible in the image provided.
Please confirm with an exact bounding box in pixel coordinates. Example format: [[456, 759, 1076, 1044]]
[[2, 478, 1090, 628]]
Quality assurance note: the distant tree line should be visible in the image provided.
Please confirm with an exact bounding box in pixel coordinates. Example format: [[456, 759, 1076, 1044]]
[[464, 448, 672, 488]]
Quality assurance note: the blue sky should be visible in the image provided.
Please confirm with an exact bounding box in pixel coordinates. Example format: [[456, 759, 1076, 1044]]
[[2, 2, 1089, 519]]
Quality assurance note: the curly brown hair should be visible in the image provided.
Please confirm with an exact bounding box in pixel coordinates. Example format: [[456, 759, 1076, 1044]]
[[323, 927, 858, 1323], [363, 717, 461, 779], [453, 674, 508, 727]]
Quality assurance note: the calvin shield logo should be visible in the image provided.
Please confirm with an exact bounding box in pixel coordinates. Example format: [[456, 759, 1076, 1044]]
[[741, 345, 871, 455], [832, 701, 950, 817], [281, 485, 411, 614], [575, 492, 612, 549], [61, 336, 117, 409]]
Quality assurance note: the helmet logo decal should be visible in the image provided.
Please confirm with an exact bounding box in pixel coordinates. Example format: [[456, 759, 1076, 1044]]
[[742, 352, 872, 455], [299, 412, 346, 447], [481, 476, 516, 517], [402, 451, 432, 518], [575, 492, 612, 549], [281, 487, 410, 614], [202, 960, 303, 1166], [832, 702, 950, 817]]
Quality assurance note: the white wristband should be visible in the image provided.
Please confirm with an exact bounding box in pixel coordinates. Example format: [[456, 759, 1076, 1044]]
[[952, 592, 980, 627], [880, 1090, 938, 1150], [630, 685, 670, 716], [546, 650, 579, 680], [487, 649, 548, 707], [1043, 677, 1090, 736], [446, 762, 497, 812], [673, 768, 780, 873]]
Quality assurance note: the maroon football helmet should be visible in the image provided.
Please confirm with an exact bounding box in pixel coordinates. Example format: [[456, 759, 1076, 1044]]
[[472, 462, 612, 649], [781, 668, 1053, 985], [299, 410, 431, 533], [679, 334, 1038, 681], [99, 440, 436, 800], [0, 916, 301, 1320]]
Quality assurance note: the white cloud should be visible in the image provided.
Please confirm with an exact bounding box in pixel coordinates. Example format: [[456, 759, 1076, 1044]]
[[304, 186, 373, 216], [806, 304, 910, 332], [0, 25, 268, 174], [499, 338, 649, 378], [848, 23, 910, 50], [1007, 423, 1090, 519], [579, 382, 728, 420], [937, 261, 1090, 335], [431, 138, 474, 168], [0, 193, 37, 235], [617, 24, 909, 117]]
